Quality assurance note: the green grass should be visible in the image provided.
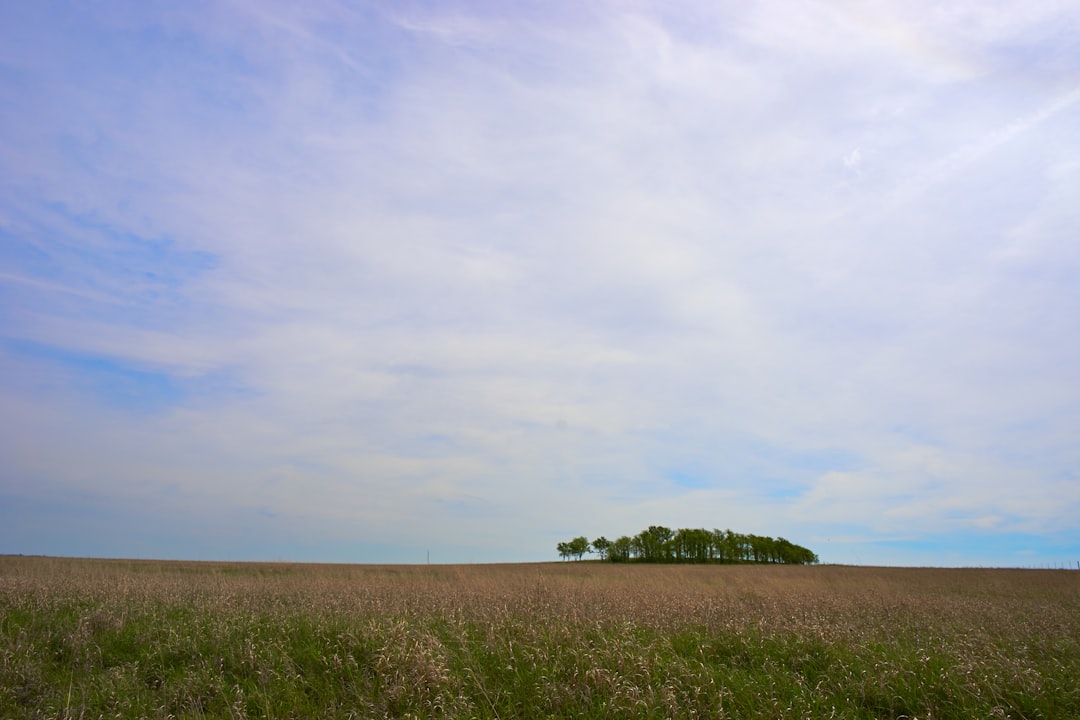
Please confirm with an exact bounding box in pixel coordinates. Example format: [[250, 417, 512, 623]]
[[2, 557, 1078, 718]]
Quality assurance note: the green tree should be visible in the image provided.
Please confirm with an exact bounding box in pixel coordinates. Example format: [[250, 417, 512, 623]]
[[568, 536, 590, 561], [635, 526, 674, 562], [711, 529, 732, 563], [673, 527, 712, 563], [592, 536, 611, 560], [574, 525, 818, 565], [608, 536, 632, 562], [556, 541, 571, 561]]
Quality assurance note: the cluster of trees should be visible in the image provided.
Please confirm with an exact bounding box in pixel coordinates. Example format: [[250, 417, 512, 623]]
[[557, 526, 818, 565]]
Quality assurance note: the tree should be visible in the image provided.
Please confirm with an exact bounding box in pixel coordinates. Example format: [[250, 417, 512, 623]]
[[674, 527, 712, 563], [608, 536, 632, 562], [592, 536, 611, 560], [711, 529, 732, 563], [636, 525, 674, 562], [568, 536, 590, 561], [566, 525, 819, 565]]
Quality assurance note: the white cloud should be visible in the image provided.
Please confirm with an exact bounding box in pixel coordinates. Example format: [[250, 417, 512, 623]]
[[843, 147, 862, 171], [1, 0, 1079, 564]]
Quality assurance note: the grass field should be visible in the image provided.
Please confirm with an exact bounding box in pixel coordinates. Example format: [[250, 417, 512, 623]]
[[1, 556, 1078, 719]]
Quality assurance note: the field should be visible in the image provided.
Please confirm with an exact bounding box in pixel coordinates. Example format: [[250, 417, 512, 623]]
[[2, 556, 1078, 719]]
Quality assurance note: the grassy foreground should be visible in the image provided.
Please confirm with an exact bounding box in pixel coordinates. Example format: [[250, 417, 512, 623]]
[[1, 556, 1078, 719]]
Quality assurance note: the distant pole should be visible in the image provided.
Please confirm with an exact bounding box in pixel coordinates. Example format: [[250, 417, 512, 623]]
[[427, 550, 430, 565]]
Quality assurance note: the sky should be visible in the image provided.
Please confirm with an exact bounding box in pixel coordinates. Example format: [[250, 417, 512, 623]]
[[2, 1, 1079, 567]]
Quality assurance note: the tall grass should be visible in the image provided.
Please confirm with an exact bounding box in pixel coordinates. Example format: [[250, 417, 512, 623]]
[[2, 556, 1078, 718]]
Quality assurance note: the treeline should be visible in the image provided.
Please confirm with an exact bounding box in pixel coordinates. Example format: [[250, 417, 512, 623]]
[[557, 526, 818, 565]]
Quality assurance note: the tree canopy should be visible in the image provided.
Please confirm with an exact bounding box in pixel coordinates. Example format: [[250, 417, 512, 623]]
[[556, 536, 591, 561], [557, 527, 818, 565]]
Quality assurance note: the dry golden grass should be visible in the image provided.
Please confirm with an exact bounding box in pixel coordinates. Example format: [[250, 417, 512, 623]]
[[2, 556, 1078, 718]]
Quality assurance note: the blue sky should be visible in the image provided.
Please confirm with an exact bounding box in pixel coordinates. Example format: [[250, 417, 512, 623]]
[[2, 1, 1079, 567]]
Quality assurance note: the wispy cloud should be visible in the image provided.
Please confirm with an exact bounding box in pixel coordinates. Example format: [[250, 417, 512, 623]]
[[1, 0, 1078, 565]]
